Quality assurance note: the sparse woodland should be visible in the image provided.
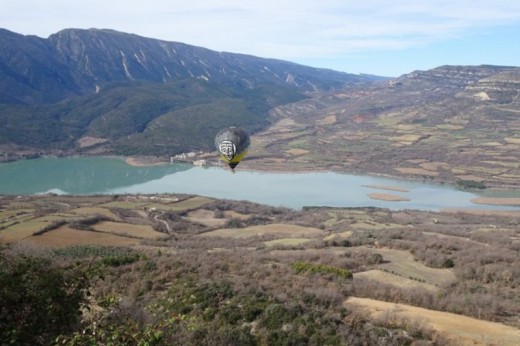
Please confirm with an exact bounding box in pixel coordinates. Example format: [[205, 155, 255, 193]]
[[1, 195, 520, 345]]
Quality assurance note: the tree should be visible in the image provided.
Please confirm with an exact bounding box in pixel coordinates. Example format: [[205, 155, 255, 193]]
[[0, 251, 90, 345]]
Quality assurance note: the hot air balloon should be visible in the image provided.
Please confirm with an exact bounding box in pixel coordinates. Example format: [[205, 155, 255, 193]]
[[214, 127, 250, 172]]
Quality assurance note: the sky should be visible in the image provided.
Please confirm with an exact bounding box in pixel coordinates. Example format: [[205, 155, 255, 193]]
[[2, 0, 520, 77]]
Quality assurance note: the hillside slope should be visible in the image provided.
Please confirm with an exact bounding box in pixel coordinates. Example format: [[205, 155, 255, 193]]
[[2, 194, 520, 344], [244, 65, 520, 187], [0, 28, 377, 157]]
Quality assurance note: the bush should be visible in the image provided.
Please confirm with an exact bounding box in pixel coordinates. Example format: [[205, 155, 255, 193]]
[[456, 179, 485, 189], [0, 252, 89, 345], [290, 260, 353, 279]]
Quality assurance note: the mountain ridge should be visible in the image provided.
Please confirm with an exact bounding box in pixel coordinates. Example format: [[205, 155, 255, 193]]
[[1, 28, 373, 105]]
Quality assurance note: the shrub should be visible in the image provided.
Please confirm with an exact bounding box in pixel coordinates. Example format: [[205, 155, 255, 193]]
[[290, 260, 353, 279], [456, 179, 485, 189], [0, 252, 90, 345]]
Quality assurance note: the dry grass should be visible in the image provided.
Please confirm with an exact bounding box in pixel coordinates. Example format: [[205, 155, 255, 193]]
[[420, 162, 448, 171], [362, 247, 456, 287], [149, 196, 213, 212], [391, 134, 424, 143], [70, 207, 122, 221], [183, 209, 227, 227], [323, 230, 353, 241], [264, 238, 313, 247], [355, 269, 438, 292], [436, 124, 465, 130], [31, 214, 78, 222], [100, 201, 150, 209], [23, 226, 141, 248], [346, 297, 520, 346], [285, 148, 310, 156], [504, 137, 520, 144], [0, 221, 48, 242], [350, 220, 401, 231], [0, 209, 32, 219], [92, 221, 168, 240], [199, 223, 325, 239], [222, 210, 250, 220]]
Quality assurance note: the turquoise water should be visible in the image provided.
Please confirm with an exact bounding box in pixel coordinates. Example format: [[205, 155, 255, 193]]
[[0, 156, 512, 211]]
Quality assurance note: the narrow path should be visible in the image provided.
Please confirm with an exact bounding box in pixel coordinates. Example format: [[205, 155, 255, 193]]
[[154, 213, 172, 233]]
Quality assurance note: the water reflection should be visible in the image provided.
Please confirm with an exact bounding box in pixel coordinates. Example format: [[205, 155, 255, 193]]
[[0, 157, 517, 211], [108, 167, 482, 210], [0, 157, 190, 195]]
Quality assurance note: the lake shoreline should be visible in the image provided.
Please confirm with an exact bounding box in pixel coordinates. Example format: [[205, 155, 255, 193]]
[[123, 155, 520, 209], [2, 154, 520, 209]]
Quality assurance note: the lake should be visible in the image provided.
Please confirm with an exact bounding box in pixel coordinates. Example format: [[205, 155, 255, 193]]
[[0, 156, 513, 211]]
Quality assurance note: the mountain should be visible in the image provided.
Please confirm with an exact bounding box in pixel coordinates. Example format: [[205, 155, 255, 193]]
[[3, 28, 519, 187], [0, 28, 379, 157], [250, 64, 520, 187], [0, 28, 372, 105]]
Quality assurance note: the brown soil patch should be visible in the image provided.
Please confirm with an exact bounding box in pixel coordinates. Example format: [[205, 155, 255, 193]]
[[346, 297, 520, 346], [368, 193, 410, 202]]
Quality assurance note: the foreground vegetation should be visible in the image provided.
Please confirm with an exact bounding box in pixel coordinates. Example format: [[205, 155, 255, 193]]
[[1, 194, 520, 345]]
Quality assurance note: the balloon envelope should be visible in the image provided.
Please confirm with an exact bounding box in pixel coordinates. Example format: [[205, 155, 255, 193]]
[[214, 127, 250, 170]]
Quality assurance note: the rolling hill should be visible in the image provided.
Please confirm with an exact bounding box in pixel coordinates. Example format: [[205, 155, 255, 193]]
[[245, 65, 520, 187]]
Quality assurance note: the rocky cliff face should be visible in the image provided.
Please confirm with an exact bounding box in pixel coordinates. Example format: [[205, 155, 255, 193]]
[[0, 28, 371, 105], [458, 69, 520, 105], [0, 29, 78, 104]]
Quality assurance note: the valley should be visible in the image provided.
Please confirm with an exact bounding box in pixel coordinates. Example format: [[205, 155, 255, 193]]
[[1, 27, 520, 344]]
